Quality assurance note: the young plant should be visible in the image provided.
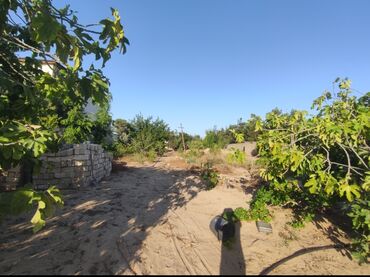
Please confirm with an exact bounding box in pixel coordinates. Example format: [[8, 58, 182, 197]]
[[200, 162, 219, 190]]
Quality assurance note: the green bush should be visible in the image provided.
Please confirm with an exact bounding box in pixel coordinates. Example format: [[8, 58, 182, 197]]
[[130, 114, 170, 155], [226, 148, 246, 165], [168, 131, 197, 151], [146, 149, 158, 163], [347, 197, 370, 263], [203, 128, 231, 149], [189, 139, 204, 151], [233, 207, 250, 221], [182, 139, 205, 164], [90, 104, 113, 147], [111, 142, 129, 159], [112, 114, 170, 158]]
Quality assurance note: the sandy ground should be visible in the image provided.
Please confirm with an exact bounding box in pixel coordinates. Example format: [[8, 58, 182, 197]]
[[0, 151, 368, 275]]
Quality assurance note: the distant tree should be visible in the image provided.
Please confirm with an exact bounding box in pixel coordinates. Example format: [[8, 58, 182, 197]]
[[113, 118, 132, 144], [168, 131, 194, 151], [129, 115, 170, 156], [90, 103, 113, 147], [225, 114, 262, 142], [203, 127, 232, 149]]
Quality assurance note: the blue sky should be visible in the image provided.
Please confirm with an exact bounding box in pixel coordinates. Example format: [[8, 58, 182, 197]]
[[59, 0, 370, 136]]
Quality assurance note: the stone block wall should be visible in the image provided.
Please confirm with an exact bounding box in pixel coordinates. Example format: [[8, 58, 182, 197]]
[[0, 166, 21, 191], [32, 143, 112, 189]]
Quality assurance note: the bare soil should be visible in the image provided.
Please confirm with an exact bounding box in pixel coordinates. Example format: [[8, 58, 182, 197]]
[[0, 151, 368, 275]]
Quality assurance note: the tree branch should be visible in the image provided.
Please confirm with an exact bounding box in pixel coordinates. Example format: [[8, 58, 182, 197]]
[[1, 36, 68, 69], [338, 143, 351, 177], [322, 146, 332, 172], [344, 143, 369, 169], [0, 52, 35, 84], [49, 5, 102, 35]]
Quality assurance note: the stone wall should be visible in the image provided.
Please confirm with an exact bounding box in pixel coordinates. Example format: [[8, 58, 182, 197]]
[[33, 143, 112, 189], [1, 143, 113, 191], [0, 166, 21, 191]]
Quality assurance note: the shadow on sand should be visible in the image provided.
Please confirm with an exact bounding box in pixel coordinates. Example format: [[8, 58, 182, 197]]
[[0, 161, 209, 274], [219, 208, 246, 275]]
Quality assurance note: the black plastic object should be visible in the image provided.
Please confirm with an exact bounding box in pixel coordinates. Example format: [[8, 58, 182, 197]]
[[210, 209, 236, 243], [210, 216, 228, 241]]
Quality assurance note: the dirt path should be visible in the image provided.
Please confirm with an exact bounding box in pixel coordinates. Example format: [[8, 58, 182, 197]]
[[0, 152, 368, 275]]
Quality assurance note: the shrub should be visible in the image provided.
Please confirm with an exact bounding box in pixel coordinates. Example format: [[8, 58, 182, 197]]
[[347, 197, 370, 263], [168, 131, 195, 151], [112, 114, 170, 158], [226, 148, 246, 166], [188, 139, 204, 151], [130, 114, 170, 156], [233, 207, 250, 221], [182, 139, 205, 164], [203, 128, 231, 149]]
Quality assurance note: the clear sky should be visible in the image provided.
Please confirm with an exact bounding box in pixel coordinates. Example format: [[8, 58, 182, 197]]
[[59, 0, 370, 136]]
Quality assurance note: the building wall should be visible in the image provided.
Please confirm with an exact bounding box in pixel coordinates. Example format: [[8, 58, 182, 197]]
[[41, 63, 57, 77]]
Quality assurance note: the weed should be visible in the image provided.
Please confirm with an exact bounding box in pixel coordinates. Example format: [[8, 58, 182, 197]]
[[233, 207, 251, 221], [226, 148, 246, 166], [200, 162, 219, 190]]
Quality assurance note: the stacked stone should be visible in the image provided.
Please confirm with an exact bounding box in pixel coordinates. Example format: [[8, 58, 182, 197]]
[[87, 144, 113, 185], [0, 166, 20, 191], [33, 143, 112, 190]]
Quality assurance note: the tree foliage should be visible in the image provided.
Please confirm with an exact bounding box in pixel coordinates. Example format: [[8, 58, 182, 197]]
[[0, 0, 128, 169], [0, 0, 129, 231], [254, 79, 370, 262], [130, 114, 170, 156], [113, 118, 132, 145], [0, 185, 63, 232], [203, 127, 231, 150], [168, 131, 196, 151], [228, 115, 262, 142], [90, 102, 113, 147], [112, 115, 170, 159], [202, 115, 262, 151]]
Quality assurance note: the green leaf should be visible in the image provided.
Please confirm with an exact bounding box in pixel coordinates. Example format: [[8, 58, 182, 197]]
[[73, 46, 82, 72], [9, 189, 34, 215], [2, 147, 12, 159], [305, 177, 318, 194], [339, 184, 361, 202], [30, 209, 41, 226], [30, 209, 45, 233], [38, 200, 46, 210], [30, 12, 62, 43], [255, 120, 263, 132]]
